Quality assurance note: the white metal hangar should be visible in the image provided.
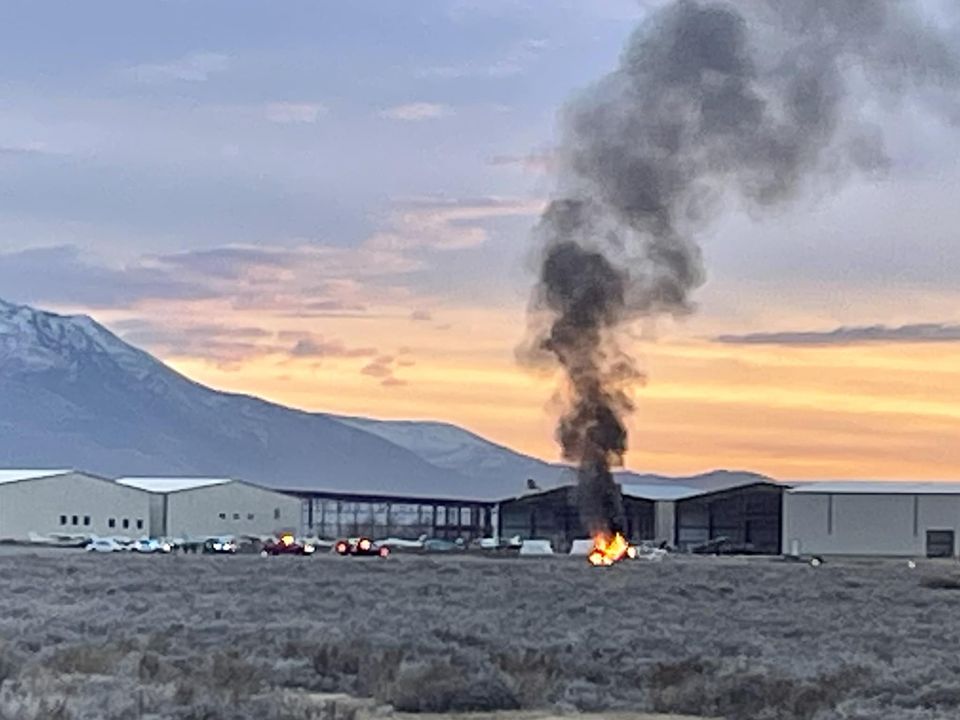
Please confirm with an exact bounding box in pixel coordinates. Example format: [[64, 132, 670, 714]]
[[0, 469, 155, 541], [116, 476, 302, 540], [783, 482, 960, 558]]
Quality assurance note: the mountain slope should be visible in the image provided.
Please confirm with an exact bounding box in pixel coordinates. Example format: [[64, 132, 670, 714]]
[[336, 416, 575, 494], [0, 299, 488, 498]]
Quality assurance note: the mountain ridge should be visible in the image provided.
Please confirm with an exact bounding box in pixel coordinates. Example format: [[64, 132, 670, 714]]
[[0, 297, 777, 499]]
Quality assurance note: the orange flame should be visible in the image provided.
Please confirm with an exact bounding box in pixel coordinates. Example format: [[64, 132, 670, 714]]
[[587, 532, 632, 566]]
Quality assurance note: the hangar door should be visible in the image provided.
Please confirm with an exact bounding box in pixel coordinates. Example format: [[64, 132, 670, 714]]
[[676, 484, 782, 554], [926, 530, 955, 558]]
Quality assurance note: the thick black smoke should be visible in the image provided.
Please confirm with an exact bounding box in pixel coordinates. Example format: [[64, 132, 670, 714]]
[[526, 0, 958, 537]]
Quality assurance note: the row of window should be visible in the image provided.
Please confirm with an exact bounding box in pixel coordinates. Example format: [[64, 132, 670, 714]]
[[219, 512, 256, 521], [59, 515, 143, 530], [216, 508, 281, 521], [308, 500, 476, 526]]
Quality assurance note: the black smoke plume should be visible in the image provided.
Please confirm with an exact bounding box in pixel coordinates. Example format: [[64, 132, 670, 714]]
[[526, 0, 957, 537]]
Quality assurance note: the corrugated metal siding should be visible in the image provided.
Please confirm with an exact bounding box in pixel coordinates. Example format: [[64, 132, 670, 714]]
[[784, 492, 960, 556]]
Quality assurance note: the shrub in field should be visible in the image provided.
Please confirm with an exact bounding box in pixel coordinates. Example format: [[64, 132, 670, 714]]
[[382, 659, 519, 712], [44, 639, 136, 676], [919, 574, 960, 590], [647, 657, 872, 720], [208, 651, 264, 697]]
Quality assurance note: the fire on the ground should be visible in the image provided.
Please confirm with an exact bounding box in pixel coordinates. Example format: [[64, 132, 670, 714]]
[[587, 532, 638, 566]]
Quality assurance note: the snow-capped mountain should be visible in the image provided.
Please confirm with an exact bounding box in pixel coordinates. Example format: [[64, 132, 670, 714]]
[[0, 298, 161, 379], [0, 299, 493, 497], [0, 298, 774, 499]]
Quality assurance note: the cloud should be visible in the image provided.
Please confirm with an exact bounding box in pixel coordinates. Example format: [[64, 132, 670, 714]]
[[365, 196, 544, 252], [379, 102, 452, 121], [360, 354, 408, 387], [113, 321, 381, 367], [302, 299, 368, 314], [713, 323, 960, 346], [418, 61, 524, 79], [0, 242, 421, 314], [0, 245, 213, 307], [127, 52, 230, 83], [0, 141, 58, 158], [114, 319, 274, 366], [265, 102, 327, 124], [361, 361, 392, 378], [157, 243, 419, 281], [416, 38, 548, 79], [288, 335, 377, 359], [489, 152, 557, 174]]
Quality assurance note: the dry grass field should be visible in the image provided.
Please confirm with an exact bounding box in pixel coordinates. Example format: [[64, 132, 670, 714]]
[[0, 548, 958, 719]]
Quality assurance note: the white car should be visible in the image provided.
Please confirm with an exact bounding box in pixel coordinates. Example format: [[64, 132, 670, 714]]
[[131, 537, 173, 554], [85, 538, 126, 553]]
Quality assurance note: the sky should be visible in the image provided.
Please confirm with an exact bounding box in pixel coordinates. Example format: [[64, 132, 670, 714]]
[[3, 1, 960, 481]]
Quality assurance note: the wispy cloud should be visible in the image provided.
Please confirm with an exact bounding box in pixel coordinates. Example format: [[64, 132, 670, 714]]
[[0, 141, 59, 157], [0, 242, 420, 313], [114, 319, 273, 367], [379, 102, 452, 121], [127, 52, 230, 83], [264, 102, 327, 124], [113, 320, 383, 368], [359, 351, 413, 388], [284, 333, 377, 359], [0, 246, 213, 307], [417, 38, 548, 80], [488, 151, 557, 174], [714, 323, 960, 346], [365, 195, 544, 252]]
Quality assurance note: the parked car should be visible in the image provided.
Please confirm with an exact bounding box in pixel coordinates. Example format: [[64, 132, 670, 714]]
[[85, 538, 126, 553], [334, 537, 390, 558], [131, 537, 173, 554], [203, 536, 237, 554], [261, 533, 316, 556]]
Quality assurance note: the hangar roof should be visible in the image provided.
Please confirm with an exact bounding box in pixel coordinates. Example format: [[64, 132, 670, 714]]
[[0, 469, 72, 485], [502, 475, 783, 504], [790, 481, 960, 495], [116, 477, 232, 493], [621, 483, 704, 501]]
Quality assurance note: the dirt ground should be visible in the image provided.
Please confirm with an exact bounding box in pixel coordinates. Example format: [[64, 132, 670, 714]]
[[0, 548, 958, 720]]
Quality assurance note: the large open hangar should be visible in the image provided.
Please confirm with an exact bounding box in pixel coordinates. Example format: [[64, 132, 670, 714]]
[[499, 475, 785, 554], [498, 485, 656, 552], [288, 489, 496, 542], [783, 482, 960, 558], [670, 481, 784, 554]]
